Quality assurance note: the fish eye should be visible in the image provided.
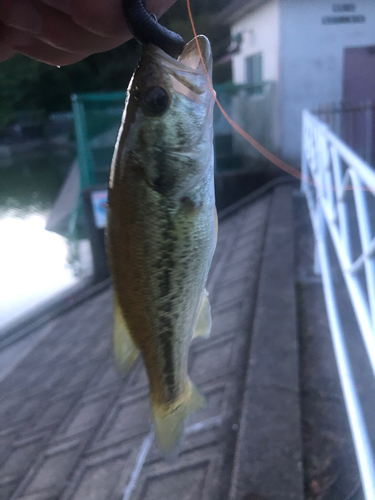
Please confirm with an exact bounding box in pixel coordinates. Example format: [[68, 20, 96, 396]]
[[142, 86, 170, 115]]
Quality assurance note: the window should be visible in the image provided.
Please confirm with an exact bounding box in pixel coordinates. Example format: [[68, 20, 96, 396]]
[[246, 53, 263, 86]]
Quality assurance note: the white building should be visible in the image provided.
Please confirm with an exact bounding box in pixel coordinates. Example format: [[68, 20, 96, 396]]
[[216, 0, 375, 164]]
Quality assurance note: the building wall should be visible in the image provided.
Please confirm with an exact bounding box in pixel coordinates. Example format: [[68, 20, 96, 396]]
[[279, 0, 375, 162], [231, 82, 278, 162], [230, 0, 281, 157], [231, 0, 280, 84]]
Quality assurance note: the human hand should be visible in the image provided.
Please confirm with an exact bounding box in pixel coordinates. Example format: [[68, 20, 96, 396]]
[[0, 0, 176, 65]]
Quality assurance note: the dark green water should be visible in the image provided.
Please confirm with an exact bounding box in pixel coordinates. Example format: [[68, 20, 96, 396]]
[[0, 147, 73, 218]]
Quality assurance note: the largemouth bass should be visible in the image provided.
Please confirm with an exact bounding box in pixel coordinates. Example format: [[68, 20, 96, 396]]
[[107, 35, 216, 452]]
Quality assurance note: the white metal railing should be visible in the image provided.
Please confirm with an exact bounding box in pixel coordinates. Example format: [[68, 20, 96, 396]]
[[301, 109, 375, 500], [314, 101, 375, 167]]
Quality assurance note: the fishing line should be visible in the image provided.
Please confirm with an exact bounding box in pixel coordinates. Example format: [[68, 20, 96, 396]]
[[186, 0, 375, 196], [186, 0, 302, 181]]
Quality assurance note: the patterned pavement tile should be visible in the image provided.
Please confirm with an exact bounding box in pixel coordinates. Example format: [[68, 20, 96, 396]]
[[0, 192, 272, 500]]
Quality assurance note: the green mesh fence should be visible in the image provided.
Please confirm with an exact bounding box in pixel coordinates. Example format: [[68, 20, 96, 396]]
[[71, 92, 126, 190], [71, 82, 268, 191]]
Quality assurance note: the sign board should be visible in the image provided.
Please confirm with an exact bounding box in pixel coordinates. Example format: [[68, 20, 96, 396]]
[[91, 190, 108, 229], [322, 3, 366, 24]]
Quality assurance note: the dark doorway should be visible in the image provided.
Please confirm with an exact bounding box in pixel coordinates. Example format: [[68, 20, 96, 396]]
[[343, 45, 375, 102], [341, 46, 375, 165]]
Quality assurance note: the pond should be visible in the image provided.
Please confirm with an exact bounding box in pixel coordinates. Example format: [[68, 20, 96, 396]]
[[0, 146, 91, 331]]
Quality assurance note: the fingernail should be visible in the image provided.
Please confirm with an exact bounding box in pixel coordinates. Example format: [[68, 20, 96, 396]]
[[4, 28, 34, 47], [7, 1, 42, 35], [41, 0, 72, 16]]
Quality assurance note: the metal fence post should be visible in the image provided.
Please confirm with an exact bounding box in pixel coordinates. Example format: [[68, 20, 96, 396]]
[[365, 100, 373, 166], [313, 204, 322, 276], [71, 94, 96, 190]]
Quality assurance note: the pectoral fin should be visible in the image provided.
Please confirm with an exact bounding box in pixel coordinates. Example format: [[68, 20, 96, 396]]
[[112, 293, 139, 374], [193, 289, 212, 339]]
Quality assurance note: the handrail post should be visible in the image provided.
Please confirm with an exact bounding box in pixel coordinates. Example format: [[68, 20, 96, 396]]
[[314, 204, 323, 276]]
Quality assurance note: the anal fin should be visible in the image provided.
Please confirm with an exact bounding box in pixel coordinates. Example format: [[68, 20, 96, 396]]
[[112, 293, 139, 375], [193, 289, 212, 339]]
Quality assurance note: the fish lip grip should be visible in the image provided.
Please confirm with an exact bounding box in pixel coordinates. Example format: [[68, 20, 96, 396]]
[[122, 0, 185, 58]]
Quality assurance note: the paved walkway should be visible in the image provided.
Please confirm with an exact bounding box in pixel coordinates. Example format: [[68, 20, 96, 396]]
[[0, 190, 272, 500], [294, 193, 368, 500]]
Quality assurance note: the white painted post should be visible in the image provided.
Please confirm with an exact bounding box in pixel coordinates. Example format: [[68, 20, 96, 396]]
[[366, 100, 373, 166]]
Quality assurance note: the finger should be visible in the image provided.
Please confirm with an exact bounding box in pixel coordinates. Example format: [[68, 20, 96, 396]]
[[0, 0, 178, 65], [38, 4, 129, 54], [40, 0, 72, 15], [1, 25, 91, 65], [70, 0, 177, 38], [0, 0, 42, 37], [0, 1, 129, 55], [0, 40, 15, 62]]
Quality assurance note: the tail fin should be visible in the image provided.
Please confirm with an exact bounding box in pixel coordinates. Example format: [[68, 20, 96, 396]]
[[152, 379, 205, 453]]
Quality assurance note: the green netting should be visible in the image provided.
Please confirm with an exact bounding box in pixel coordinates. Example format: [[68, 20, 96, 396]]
[[71, 92, 126, 189], [71, 82, 268, 191]]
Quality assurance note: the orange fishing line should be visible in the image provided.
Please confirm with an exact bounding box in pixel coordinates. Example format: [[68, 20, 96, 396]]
[[186, 0, 302, 181]]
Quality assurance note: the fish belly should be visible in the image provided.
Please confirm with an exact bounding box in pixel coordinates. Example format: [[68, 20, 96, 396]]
[[107, 173, 215, 449]]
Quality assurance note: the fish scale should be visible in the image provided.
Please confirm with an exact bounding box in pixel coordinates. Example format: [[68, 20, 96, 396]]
[[107, 35, 216, 452]]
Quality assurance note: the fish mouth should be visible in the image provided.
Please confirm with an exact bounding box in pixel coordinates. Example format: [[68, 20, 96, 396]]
[[178, 35, 213, 79], [148, 35, 212, 80]]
